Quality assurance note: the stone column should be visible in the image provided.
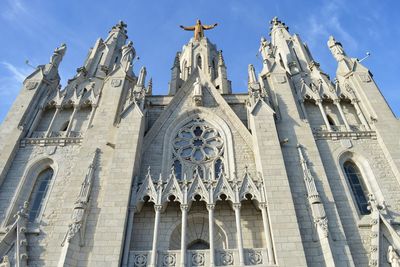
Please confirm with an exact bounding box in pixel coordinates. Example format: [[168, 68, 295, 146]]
[[259, 203, 275, 265], [233, 203, 245, 266], [122, 207, 136, 267], [45, 106, 61, 137], [207, 204, 216, 267], [180, 204, 188, 267], [149, 204, 162, 267], [352, 98, 370, 130], [27, 106, 44, 137], [65, 105, 79, 137], [333, 99, 351, 131], [315, 99, 332, 131]]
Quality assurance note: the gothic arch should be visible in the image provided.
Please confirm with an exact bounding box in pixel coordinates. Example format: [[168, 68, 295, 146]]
[[167, 213, 230, 250], [196, 54, 202, 69], [2, 157, 58, 227], [161, 108, 236, 178], [337, 150, 383, 212]]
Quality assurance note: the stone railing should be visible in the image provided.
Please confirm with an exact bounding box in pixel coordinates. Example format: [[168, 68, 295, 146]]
[[312, 124, 376, 140], [20, 131, 83, 147], [129, 248, 271, 267]]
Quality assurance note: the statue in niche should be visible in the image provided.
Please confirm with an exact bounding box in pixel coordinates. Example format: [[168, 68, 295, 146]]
[[327, 36, 346, 61], [121, 41, 136, 69], [192, 77, 202, 106], [50, 43, 67, 67], [259, 37, 273, 62], [388, 246, 400, 267]]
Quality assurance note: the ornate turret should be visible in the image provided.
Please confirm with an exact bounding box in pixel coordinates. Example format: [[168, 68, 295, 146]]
[[269, 17, 316, 76], [81, 21, 131, 78], [169, 20, 231, 95]]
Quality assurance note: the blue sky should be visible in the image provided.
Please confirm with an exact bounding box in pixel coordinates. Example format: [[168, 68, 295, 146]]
[[0, 0, 399, 122]]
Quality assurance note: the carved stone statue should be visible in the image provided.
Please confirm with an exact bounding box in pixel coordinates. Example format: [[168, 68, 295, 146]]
[[388, 246, 400, 267], [180, 19, 218, 41], [259, 37, 273, 62], [121, 41, 135, 70], [50, 43, 67, 67], [327, 36, 346, 61], [192, 77, 202, 106]]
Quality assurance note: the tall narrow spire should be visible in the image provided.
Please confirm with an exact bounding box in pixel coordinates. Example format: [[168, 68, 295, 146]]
[[169, 24, 231, 94]]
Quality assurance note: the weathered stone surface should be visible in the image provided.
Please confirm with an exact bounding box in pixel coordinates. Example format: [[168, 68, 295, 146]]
[[0, 17, 399, 267]]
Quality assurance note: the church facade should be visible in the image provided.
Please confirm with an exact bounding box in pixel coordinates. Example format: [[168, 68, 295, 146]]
[[0, 17, 400, 267]]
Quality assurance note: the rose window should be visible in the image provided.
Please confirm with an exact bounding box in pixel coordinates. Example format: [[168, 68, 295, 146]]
[[173, 123, 223, 163]]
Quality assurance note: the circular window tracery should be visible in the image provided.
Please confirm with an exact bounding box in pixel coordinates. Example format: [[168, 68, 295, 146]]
[[173, 120, 223, 163], [172, 118, 225, 180]]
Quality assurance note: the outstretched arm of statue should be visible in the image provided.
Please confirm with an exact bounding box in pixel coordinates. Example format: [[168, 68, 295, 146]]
[[202, 23, 218, 30], [180, 25, 195, 31]]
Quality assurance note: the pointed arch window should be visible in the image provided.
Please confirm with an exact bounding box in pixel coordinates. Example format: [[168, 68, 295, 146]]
[[197, 55, 202, 69], [212, 59, 218, 79], [343, 161, 370, 215], [28, 168, 54, 222]]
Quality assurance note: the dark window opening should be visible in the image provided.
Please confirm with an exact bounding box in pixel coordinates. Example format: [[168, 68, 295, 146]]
[[28, 168, 54, 222], [188, 239, 210, 250], [343, 161, 370, 215]]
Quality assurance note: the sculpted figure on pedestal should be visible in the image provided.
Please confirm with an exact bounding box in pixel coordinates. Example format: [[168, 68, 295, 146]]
[[259, 37, 273, 62], [180, 19, 218, 41], [121, 41, 135, 70]]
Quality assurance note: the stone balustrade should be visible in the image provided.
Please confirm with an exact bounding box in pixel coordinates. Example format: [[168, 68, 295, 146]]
[[20, 131, 83, 147], [312, 124, 376, 140], [129, 248, 270, 267]]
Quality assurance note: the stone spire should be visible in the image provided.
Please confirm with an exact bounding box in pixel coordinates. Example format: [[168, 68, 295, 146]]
[[169, 29, 231, 95], [169, 52, 182, 94], [327, 36, 348, 62]]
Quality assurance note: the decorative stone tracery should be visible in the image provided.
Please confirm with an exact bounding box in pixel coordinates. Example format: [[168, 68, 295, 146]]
[[172, 117, 224, 180], [132, 166, 275, 266]]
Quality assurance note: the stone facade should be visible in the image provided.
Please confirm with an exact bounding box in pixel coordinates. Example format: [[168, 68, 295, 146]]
[[0, 17, 400, 267]]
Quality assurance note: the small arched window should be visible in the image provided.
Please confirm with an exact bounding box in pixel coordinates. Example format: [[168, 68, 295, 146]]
[[343, 161, 370, 215], [212, 59, 218, 79], [28, 168, 54, 222], [197, 55, 202, 69]]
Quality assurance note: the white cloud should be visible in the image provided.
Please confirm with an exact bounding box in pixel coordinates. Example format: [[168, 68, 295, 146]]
[[304, 0, 357, 51], [0, 62, 32, 122], [1, 62, 31, 82], [1, 0, 28, 21]]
